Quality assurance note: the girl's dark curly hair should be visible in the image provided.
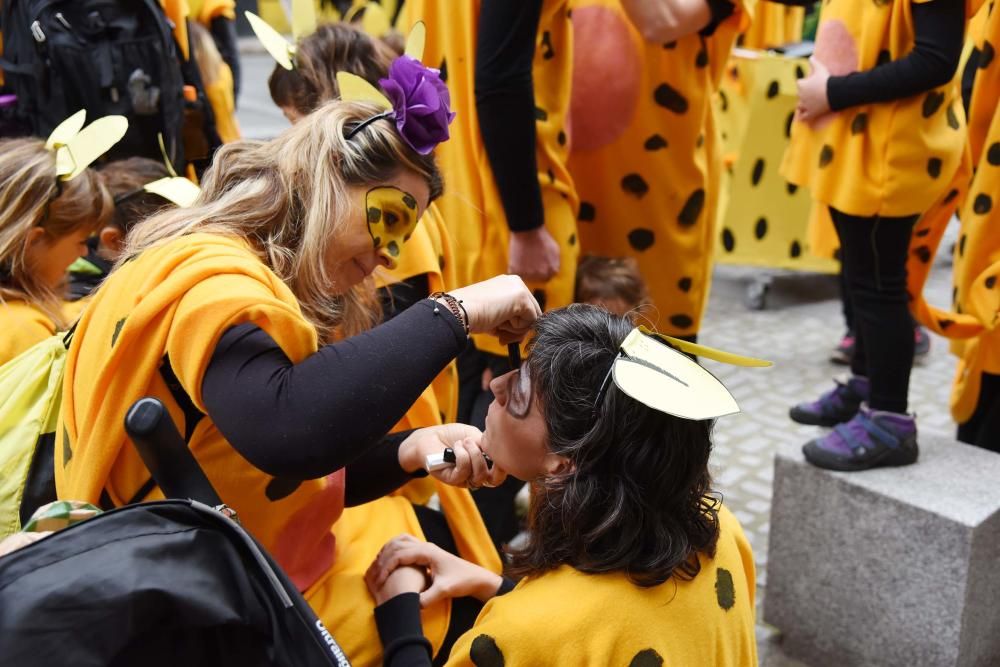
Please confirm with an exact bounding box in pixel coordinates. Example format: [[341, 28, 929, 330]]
[[507, 304, 721, 587]]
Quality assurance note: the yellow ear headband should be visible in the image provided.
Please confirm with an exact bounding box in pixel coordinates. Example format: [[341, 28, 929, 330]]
[[245, 0, 317, 70], [46, 110, 128, 181]]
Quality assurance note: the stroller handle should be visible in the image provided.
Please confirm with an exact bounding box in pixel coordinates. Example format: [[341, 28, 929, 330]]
[[125, 397, 223, 507]]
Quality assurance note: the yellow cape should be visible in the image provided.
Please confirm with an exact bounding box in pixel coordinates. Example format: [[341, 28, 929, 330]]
[[0, 301, 56, 367]]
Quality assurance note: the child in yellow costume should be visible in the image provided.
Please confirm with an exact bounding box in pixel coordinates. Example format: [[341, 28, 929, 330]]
[[568, 0, 754, 338], [55, 102, 543, 667], [365, 306, 762, 666], [0, 124, 115, 365], [782, 0, 978, 471]]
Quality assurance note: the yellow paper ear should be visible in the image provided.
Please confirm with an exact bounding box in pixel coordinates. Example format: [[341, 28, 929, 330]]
[[45, 110, 87, 150], [361, 2, 391, 37], [144, 177, 201, 208], [381, 0, 398, 22], [245, 11, 295, 70], [404, 21, 426, 60], [55, 116, 128, 180], [343, 0, 366, 22], [637, 326, 772, 368], [291, 0, 317, 39], [337, 71, 393, 110]]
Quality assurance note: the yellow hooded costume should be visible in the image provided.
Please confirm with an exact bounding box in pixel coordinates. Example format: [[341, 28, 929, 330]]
[[0, 301, 56, 366]]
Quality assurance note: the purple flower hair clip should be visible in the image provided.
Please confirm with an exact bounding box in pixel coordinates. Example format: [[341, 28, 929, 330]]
[[341, 23, 455, 155]]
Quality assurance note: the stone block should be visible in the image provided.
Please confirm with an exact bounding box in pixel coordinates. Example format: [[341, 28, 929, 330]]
[[764, 436, 1000, 667]]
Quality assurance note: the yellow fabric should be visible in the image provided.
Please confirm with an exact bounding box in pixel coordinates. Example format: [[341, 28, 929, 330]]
[[444, 505, 757, 666], [187, 0, 236, 23], [397, 0, 579, 357], [781, 0, 983, 218], [204, 61, 242, 143], [742, 0, 804, 50], [61, 297, 90, 324], [0, 301, 56, 367], [568, 0, 754, 335], [160, 0, 192, 61]]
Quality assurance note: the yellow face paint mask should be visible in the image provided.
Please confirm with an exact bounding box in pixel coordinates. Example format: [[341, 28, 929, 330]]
[[366, 186, 420, 269]]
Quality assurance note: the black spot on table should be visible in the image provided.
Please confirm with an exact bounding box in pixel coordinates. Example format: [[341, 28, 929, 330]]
[[790, 240, 802, 258], [628, 228, 656, 251], [913, 245, 932, 263], [644, 134, 668, 151], [988, 142, 1000, 166], [927, 157, 942, 179], [766, 80, 780, 98], [716, 567, 736, 610], [578, 201, 596, 222], [751, 158, 765, 186], [111, 317, 127, 347], [677, 189, 705, 227], [622, 173, 650, 198], [629, 648, 664, 667], [669, 314, 694, 329], [851, 112, 868, 135], [754, 217, 768, 240], [722, 228, 736, 252], [974, 193, 993, 215], [439, 57, 448, 83], [266, 477, 303, 502], [678, 277, 693, 292], [654, 83, 689, 114], [947, 105, 961, 130], [819, 145, 834, 167], [469, 634, 505, 667], [922, 91, 945, 118]]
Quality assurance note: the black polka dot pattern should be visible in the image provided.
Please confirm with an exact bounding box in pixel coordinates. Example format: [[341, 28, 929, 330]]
[[568, 233, 576, 246], [644, 134, 668, 151], [751, 159, 765, 186], [914, 227, 930, 237], [819, 145, 834, 167], [986, 276, 997, 289], [266, 477, 303, 502], [629, 649, 664, 667], [785, 111, 795, 138], [535, 106, 548, 122], [913, 245, 932, 263], [716, 568, 736, 610], [927, 158, 942, 179], [754, 217, 768, 240], [787, 182, 799, 195], [62, 425, 72, 464], [438, 254, 446, 270], [540, 31, 555, 60], [790, 240, 802, 258], [557, 130, 567, 146], [678, 277, 693, 292], [469, 634, 504, 667], [696, 48, 709, 68], [974, 193, 993, 215], [766, 80, 780, 99], [944, 189, 960, 204], [670, 314, 693, 329], [112, 317, 126, 347], [722, 228, 736, 252], [959, 234, 967, 257], [947, 105, 960, 130], [795, 64, 806, 79], [938, 318, 955, 330], [547, 168, 556, 185], [677, 189, 705, 227], [922, 91, 945, 118], [719, 90, 729, 112], [579, 202, 596, 222], [654, 83, 689, 114], [851, 113, 868, 135], [628, 228, 655, 251], [988, 142, 1000, 166], [622, 173, 650, 198], [663, 41, 677, 50], [439, 58, 448, 83], [979, 41, 995, 69]]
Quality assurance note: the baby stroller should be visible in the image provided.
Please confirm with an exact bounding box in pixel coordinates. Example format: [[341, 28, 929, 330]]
[[0, 398, 350, 667]]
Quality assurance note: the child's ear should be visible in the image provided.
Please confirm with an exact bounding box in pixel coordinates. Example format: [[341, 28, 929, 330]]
[[23, 226, 48, 250], [98, 225, 125, 254]]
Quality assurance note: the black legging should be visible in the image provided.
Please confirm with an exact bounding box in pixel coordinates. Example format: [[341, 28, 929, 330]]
[[957, 372, 1000, 451], [831, 207, 919, 414]]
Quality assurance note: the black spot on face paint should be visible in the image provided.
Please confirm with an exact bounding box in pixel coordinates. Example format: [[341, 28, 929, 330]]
[[627, 228, 655, 251], [579, 202, 596, 222], [851, 112, 868, 135], [922, 91, 945, 117], [629, 649, 664, 667], [669, 314, 693, 329], [111, 317, 126, 347], [386, 240, 400, 257], [644, 134, 668, 150], [974, 193, 993, 215], [947, 105, 961, 130], [790, 240, 802, 258], [927, 158, 942, 179], [988, 142, 1000, 166], [469, 634, 505, 667], [751, 158, 765, 186], [367, 207, 382, 223], [678, 277, 693, 292], [372, 236, 381, 248], [819, 145, 834, 167], [677, 189, 705, 227], [986, 276, 997, 289], [766, 80, 780, 98], [621, 173, 649, 197], [266, 477, 303, 502], [722, 228, 736, 252], [754, 217, 768, 240], [402, 194, 417, 209], [787, 182, 799, 195], [914, 245, 932, 263], [716, 568, 736, 610], [654, 83, 689, 114]]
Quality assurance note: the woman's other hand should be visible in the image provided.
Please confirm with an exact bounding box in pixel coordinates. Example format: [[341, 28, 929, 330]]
[[797, 56, 833, 122], [398, 424, 508, 490], [367, 534, 505, 607], [367, 561, 428, 606], [448, 275, 542, 344], [508, 227, 561, 283]]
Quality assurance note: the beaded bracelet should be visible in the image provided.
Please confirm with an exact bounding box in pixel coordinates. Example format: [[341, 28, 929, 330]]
[[429, 291, 470, 336]]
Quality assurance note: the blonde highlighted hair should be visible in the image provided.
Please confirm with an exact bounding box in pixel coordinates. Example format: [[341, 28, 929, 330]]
[[0, 137, 113, 329], [123, 100, 443, 342]]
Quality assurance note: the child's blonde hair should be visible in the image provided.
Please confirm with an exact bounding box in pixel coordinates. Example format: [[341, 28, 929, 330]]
[[575, 255, 650, 316], [0, 137, 113, 328]]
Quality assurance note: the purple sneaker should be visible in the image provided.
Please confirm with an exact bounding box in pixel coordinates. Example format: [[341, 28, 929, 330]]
[[790, 376, 869, 427], [802, 406, 919, 471]]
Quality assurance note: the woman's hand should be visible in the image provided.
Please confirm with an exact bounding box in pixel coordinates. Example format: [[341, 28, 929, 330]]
[[367, 562, 428, 606], [508, 227, 560, 283], [367, 534, 505, 607], [398, 424, 507, 490], [448, 275, 542, 345], [796, 56, 833, 123]]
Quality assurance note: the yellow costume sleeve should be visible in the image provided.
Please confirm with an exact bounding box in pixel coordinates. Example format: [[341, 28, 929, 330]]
[[188, 0, 236, 24], [0, 301, 56, 366]]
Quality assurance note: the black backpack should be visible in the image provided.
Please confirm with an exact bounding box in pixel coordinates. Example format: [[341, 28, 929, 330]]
[[0, 0, 218, 168]]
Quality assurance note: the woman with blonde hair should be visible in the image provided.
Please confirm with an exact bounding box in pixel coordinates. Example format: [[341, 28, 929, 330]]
[[0, 137, 113, 365], [56, 91, 540, 664]]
